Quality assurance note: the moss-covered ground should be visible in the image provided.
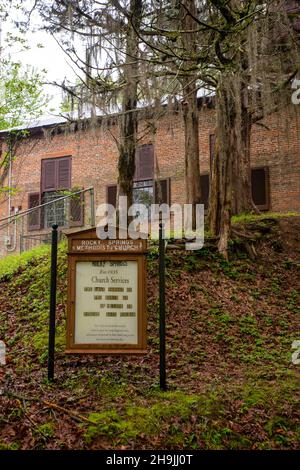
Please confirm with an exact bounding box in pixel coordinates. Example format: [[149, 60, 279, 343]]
[[0, 216, 299, 449]]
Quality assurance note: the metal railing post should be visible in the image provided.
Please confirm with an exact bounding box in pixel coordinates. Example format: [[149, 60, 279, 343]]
[[159, 220, 167, 391], [21, 215, 24, 253], [90, 188, 95, 226]]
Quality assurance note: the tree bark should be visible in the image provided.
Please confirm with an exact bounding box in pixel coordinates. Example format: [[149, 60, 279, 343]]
[[180, 0, 201, 228], [232, 81, 258, 215], [182, 78, 201, 222], [209, 70, 261, 258], [208, 75, 237, 259], [118, 0, 143, 211]]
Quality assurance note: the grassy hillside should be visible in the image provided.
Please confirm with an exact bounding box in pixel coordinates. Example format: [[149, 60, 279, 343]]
[[0, 216, 299, 450]]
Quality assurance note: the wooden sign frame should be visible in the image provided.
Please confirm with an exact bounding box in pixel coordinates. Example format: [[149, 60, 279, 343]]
[[65, 227, 147, 354]]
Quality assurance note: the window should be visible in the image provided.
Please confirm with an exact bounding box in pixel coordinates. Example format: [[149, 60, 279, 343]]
[[134, 144, 154, 181], [107, 179, 170, 209], [107, 144, 171, 210], [251, 167, 269, 210], [200, 174, 210, 211], [41, 157, 71, 192], [41, 156, 71, 228], [107, 144, 170, 211], [28, 193, 41, 230], [133, 180, 154, 210], [197, 167, 270, 213], [28, 156, 84, 231], [133, 144, 155, 206], [154, 179, 171, 206], [107, 184, 118, 207]]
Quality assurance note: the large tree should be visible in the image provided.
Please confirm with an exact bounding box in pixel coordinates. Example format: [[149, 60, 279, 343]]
[[116, 0, 143, 209], [135, 1, 258, 254], [26, 0, 148, 212], [137, 0, 300, 256], [180, 0, 202, 226], [208, 0, 300, 255]]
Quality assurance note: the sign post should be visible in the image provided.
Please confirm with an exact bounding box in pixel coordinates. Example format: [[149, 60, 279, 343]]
[[65, 228, 147, 354], [48, 223, 58, 381], [159, 222, 166, 391]]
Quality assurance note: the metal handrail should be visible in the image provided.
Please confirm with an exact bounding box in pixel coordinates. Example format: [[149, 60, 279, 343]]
[[0, 187, 94, 231]]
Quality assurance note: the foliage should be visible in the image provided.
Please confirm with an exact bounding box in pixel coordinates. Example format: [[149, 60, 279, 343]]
[[0, 243, 50, 281], [0, 59, 48, 131], [232, 212, 300, 224], [0, 1, 48, 193]]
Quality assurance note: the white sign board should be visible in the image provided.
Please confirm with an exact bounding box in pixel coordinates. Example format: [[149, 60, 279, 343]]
[[75, 260, 138, 345]]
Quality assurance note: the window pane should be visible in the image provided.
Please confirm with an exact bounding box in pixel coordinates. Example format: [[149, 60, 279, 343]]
[[44, 192, 67, 228], [133, 184, 154, 214]]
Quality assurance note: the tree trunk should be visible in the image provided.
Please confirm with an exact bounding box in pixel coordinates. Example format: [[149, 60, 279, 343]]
[[180, 0, 201, 228], [232, 82, 258, 214], [118, 0, 142, 212], [208, 75, 237, 259], [182, 79, 201, 219]]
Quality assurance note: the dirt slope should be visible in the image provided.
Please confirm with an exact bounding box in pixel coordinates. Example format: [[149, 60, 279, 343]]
[[0, 217, 299, 450]]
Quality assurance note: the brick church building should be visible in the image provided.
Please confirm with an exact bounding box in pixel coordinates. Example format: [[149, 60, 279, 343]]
[[0, 98, 299, 257]]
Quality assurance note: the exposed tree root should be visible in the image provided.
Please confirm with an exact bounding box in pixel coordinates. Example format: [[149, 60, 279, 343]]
[[4, 389, 94, 424]]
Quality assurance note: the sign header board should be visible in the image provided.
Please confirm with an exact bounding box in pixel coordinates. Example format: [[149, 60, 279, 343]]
[[71, 238, 145, 254]]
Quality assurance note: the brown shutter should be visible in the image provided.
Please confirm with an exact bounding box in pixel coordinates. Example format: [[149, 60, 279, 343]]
[[135, 145, 154, 181], [28, 193, 41, 231], [69, 190, 84, 227], [200, 174, 210, 211], [41, 159, 56, 192], [41, 157, 71, 192], [154, 179, 170, 205], [57, 157, 71, 189], [107, 184, 117, 207], [209, 134, 215, 170], [251, 167, 269, 210]]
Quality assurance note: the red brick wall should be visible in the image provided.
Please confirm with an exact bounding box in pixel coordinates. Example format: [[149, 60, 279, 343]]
[[0, 104, 299, 256]]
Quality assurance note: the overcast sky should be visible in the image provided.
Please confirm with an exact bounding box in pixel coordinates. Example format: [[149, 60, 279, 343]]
[[1, 3, 77, 115], [14, 34, 77, 112]]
